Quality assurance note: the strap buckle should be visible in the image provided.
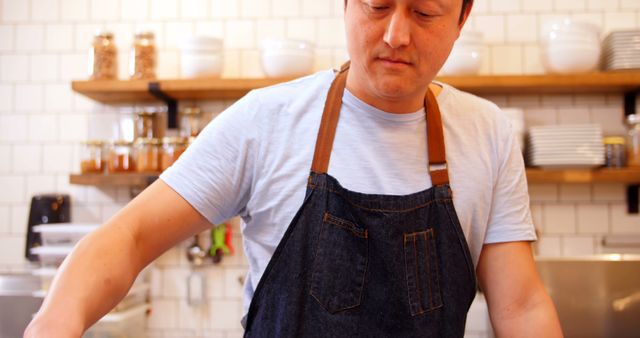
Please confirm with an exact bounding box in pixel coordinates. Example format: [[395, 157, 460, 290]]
[[429, 163, 447, 172]]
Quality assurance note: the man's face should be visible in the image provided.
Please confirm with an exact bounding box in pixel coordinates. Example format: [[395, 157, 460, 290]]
[[344, 0, 470, 111]]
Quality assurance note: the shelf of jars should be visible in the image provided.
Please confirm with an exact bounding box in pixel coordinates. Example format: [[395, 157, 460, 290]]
[[71, 71, 640, 103], [68, 167, 640, 188]]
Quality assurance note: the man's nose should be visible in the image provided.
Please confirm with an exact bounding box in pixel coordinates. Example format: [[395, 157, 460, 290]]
[[383, 10, 411, 48]]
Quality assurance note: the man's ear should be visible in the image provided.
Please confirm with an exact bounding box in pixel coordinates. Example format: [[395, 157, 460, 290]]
[[458, 2, 473, 30]]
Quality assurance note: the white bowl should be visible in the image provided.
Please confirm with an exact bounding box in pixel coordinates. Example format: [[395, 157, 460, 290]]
[[541, 18, 600, 40], [180, 36, 224, 79], [260, 38, 315, 78], [542, 45, 601, 73], [439, 46, 482, 76]]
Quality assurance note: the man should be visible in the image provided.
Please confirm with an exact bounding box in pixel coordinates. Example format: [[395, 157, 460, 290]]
[[26, 0, 563, 337]]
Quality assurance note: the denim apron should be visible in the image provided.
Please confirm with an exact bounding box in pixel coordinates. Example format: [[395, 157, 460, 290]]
[[244, 63, 477, 337]]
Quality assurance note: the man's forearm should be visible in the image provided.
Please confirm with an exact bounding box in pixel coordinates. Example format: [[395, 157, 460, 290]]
[[24, 222, 143, 337], [490, 289, 563, 338]]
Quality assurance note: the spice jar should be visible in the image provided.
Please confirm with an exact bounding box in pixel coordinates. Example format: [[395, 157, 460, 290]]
[[130, 31, 156, 80], [89, 31, 118, 80], [160, 137, 188, 171], [179, 106, 203, 137], [134, 138, 160, 173], [134, 110, 165, 139], [603, 136, 626, 168], [107, 141, 136, 173], [628, 114, 640, 167], [80, 140, 106, 173]]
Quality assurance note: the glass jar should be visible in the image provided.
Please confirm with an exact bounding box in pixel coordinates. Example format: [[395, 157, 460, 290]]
[[107, 141, 136, 173], [179, 106, 203, 137], [628, 114, 640, 167], [160, 137, 188, 171], [134, 109, 165, 139], [603, 136, 626, 168], [80, 140, 106, 173], [130, 31, 156, 80], [134, 138, 160, 173], [89, 31, 118, 80]]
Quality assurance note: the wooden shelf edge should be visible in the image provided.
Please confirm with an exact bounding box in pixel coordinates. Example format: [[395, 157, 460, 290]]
[[72, 71, 640, 103], [69, 173, 159, 187], [69, 168, 640, 188], [437, 71, 640, 95], [526, 168, 640, 184]]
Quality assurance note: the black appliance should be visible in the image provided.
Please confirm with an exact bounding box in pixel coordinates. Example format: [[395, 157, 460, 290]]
[[24, 194, 71, 261]]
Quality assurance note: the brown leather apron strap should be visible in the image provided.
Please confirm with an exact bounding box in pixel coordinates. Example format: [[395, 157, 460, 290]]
[[311, 62, 350, 173], [425, 87, 449, 186], [310, 61, 450, 186]]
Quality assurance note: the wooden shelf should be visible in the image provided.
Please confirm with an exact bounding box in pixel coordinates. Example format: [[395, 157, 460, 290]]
[[71, 77, 295, 103], [71, 71, 640, 103], [69, 168, 640, 188], [526, 168, 640, 184], [69, 173, 159, 187]]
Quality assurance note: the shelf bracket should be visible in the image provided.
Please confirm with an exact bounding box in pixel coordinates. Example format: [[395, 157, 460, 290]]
[[624, 89, 640, 214], [149, 82, 178, 129], [628, 185, 639, 214]]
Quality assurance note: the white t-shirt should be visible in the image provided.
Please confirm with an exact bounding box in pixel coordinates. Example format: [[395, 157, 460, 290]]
[[160, 69, 536, 315]]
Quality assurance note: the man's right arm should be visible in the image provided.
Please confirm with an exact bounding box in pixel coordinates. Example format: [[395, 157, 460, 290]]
[[24, 179, 213, 337]]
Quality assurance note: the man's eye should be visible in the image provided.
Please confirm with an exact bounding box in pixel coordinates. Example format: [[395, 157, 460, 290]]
[[370, 5, 389, 11], [415, 10, 432, 18]]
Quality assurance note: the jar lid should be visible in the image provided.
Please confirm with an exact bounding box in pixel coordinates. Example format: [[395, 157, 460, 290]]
[[181, 106, 202, 115], [188, 136, 197, 145], [627, 114, 640, 125], [112, 140, 134, 146], [82, 140, 106, 146], [135, 31, 155, 39], [162, 137, 188, 145], [603, 136, 626, 145], [134, 138, 161, 145], [94, 31, 114, 39]]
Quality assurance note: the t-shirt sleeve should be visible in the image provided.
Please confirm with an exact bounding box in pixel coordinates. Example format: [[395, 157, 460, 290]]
[[159, 91, 262, 225], [484, 114, 537, 244]]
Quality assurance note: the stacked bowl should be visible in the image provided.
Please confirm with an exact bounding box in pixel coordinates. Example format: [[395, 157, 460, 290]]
[[260, 38, 315, 78], [603, 30, 640, 71], [540, 19, 601, 74], [439, 30, 484, 76], [180, 36, 224, 79]]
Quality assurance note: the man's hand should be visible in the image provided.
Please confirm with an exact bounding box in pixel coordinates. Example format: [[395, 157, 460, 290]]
[[477, 241, 563, 338]]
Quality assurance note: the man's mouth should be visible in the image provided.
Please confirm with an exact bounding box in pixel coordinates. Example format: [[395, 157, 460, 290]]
[[377, 57, 412, 66]]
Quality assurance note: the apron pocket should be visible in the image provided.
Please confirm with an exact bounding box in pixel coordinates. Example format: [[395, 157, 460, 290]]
[[403, 229, 443, 316], [310, 212, 368, 314]]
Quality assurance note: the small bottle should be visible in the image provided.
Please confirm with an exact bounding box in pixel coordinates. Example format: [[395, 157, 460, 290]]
[[134, 109, 166, 140], [179, 106, 203, 137], [107, 140, 136, 173], [130, 31, 157, 80], [89, 31, 118, 80], [134, 138, 160, 173], [160, 137, 188, 171], [80, 140, 106, 173], [603, 136, 626, 168], [627, 114, 640, 167]]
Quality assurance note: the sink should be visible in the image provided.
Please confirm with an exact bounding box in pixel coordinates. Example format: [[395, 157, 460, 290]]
[[536, 255, 640, 338], [0, 274, 43, 338]]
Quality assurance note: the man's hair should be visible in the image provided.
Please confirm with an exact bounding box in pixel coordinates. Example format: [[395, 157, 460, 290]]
[[344, 0, 474, 23]]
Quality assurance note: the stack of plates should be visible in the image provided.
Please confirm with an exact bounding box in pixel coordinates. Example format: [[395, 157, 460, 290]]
[[527, 124, 604, 168], [603, 30, 640, 71]]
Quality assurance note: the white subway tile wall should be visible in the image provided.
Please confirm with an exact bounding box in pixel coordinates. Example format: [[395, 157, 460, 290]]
[[0, 0, 639, 336]]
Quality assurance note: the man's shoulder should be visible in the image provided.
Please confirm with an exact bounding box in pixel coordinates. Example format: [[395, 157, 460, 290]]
[[438, 83, 501, 115]]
